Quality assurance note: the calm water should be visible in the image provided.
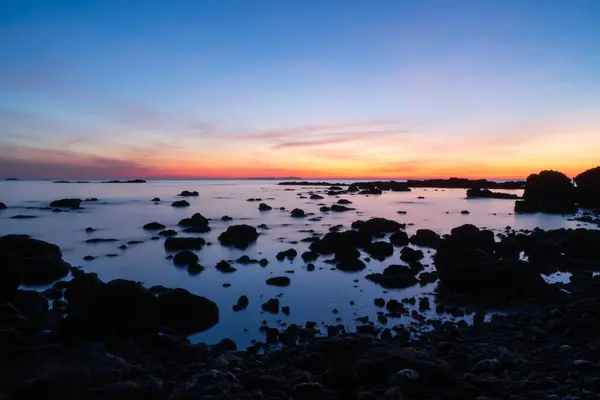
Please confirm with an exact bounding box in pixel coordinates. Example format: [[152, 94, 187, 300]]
[[0, 180, 593, 347]]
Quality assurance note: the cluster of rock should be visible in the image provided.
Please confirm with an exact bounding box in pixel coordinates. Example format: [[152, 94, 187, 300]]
[[466, 188, 519, 200]]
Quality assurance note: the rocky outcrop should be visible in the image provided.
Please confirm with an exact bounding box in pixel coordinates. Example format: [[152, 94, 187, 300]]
[[178, 213, 210, 233], [409, 229, 440, 248], [171, 200, 190, 207], [0, 235, 70, 285], [290, 208, 306, 218], [351, 218, 404, 235], [266, 276, 291, 286], [143, 222, 166, 230], [575, 166, 600, 208], [178, 190, 199, 197], [348, 181, 411, 193], [365, 264, 418, 288], [0, 202, 7, 209], [50, 198, 82, 208], [164, 237, 206, 251], [0, 250, 22, 301], [514, 170, 576, 214], [218, 225, 259, 249], [466, 188, 519, 200], [258, 203, 272, 211]]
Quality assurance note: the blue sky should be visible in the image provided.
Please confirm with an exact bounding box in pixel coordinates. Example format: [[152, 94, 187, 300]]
[[1, 0, 599, 179]]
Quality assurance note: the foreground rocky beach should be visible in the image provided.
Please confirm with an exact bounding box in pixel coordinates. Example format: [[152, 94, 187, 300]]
[[1, 167, 600, 399]]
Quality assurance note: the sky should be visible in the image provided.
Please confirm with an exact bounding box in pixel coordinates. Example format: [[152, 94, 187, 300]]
[[1, 0, 599, 180]]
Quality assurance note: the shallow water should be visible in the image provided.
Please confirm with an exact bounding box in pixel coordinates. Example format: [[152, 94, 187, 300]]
[[0, 180, 595, 347]]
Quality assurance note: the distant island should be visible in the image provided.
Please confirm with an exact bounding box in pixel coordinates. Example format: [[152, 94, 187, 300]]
[[53, 179, 147, 184], [279, 177, 525, 190]]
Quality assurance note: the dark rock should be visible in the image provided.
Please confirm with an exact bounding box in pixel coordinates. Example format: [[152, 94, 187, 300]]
[[143, 222, 166, 230], [0, 249, 22, 301], [50, 198, 82, 208], [337, 199, 352, 204], [218, 224, 259, 249], [301, 251, 319, 261], [262, 298, 280, 313], [310, 230, 371, 254], [576, 166, 600, 208], [0, 202, 6, 209], [467, 188, 519, 200], [363, 241, 394, 261], [164, 237, 205, 251], [85, 227, 96, 233], [400, 247, 424, 263], [151, 197, 160, 202], [276, 248, 298, 261], [178, 190, 199, 197], [460, 210, 470, 215], [178, 213, 209, 231], [83, 255, 95, 261], [215, 260, 236, 273], [306, 263, 315, 271], [259, 258, 269, 266], [158, 288, 219, 334], [409, 229, 440, 248], [336, 258, 366, 272], [390, 231, 410, 247], [233, 295, 249, 311], [221, 215, 233, 221], [374, 298, 385, 307], [187, 262, 205, 275], [266, 276, 291, 286], [0, 235, 70, 285], [320, 206, 331, 212], [292, 382, 327, 400], [41, 287, 62, 300], [331, 204, 354, 212], [351, 218, 404, 235], [515, 170, 576, 213], [159, 229, 177, 237], [291, 208, 306, 218], [171, 200, 190, 207], [259, 203, 272, 211], [310, 194, 325, 200], [418, 271, 438, 284], [85, 238, 118, 243], [366, 265, 418, 289], [10, 214, 38, 219], [173, 250, 199, 266]]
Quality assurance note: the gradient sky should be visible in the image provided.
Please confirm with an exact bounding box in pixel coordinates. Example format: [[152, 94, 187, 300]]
[[1, 0, 599, 179]]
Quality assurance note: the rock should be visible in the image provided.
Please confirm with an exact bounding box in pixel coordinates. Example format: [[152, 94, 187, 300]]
[[337, 199, 352, 204], [173, 250, 199, 266], [266, 276, 291, 286], [385, 299, 406, 314], [221, 215, 233, 221], [291, 208, 306, 218], [187, 262, 205, 275], [151, 197, 160, 202], [466, 188, 519, 199], [85, 227, 96, 233], [259, 203, 272, 211], [310, 194, 325, 200], [178, 190, 199, 197], [352, 218, 404, 235], [331, 204, 354, 212], [276, 248, 298, 261], [218, 224, 259, 249], [292, 382, 327, 400], [515, 170, 576, 213], [233, 295, 249, 311], [363, 241, 394, 261], [259, 258, 269, 266], [320, 206, 331, 212], [164, 237, 205, 251], [171, 200, 190, 207], [575, 166, 600, 208], [10, 214, 38, 219], [388, 368, 420, 387], [366, 265, 418, 289], [49, 198, 82, 208], [41, 287, 62, 300], [307, 263, 315, 271], [85, 238, 118, 243], [215, 260, 236, 273], [409, 229, 440, 248], [0, 249, 22, 301], [178, 213, 210, 232], [460, 210, 470, 215], [143, 222, 166, 230], [374, 298, 385, 307], [310, 230, 372, 254], [389, 231, 409, 247], [301, 250, 319, 261], [0, 235, 70, 285], [336, 258, 366, 272], [158, 288, 219, 334], [262, 298, 280, 313], [0, 202, 7, 209], [400, 247, 424, 263], [159, 229, 177, 237]]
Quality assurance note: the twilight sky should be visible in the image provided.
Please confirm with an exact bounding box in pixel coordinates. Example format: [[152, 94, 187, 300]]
[[1, 0, 599, 179]]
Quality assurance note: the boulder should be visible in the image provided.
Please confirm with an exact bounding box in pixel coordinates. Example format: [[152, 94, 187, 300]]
[[276, 248, 298, 261], [173, 250, 199, 266], [218, 225, 259, 249], [178, 213, 209, 230], [466, 188, 519, 199], [515, 170, 576, 213], [49, 198, 82, 208], [301, 250, 319, 261], [409, 229, 440, 248], [337, 199, 352, 204], [266, 276, 291, 286], [0, 202, 6, 209], [351, 218, 404, 235], [216, 260, 237, 273], [310, 230, 371, 254], [400, 247, 424, 263], [310, 194, 325, 200], [151, 197, 160, 202], [291, 208, 306, 218], [164, 237, 205, 251], [261, 298, 280, 313], [171, 200, 190, 207], [365, 265, 418, 288], [233, 295, 249, 311], [336, 258, 366, 272], [178, 190, 199, 197], [258, 203, 272, 211], [159, 229, 177, 237], [363, 241, 394, 261], [331, 204, 354, 212], [143, 222, 165, 230], [0, 235, 70, 285], [575, 166, 600, 208], [0, 249, 22, 301], [157, 288, 219, 334], [390, 231, 409, 247]]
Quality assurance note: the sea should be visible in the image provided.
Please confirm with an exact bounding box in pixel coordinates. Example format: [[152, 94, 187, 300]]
[[0, 179, 592, 348]]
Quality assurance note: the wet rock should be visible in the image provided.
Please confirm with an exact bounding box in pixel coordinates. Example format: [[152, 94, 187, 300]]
[[10, 214, 38, 219], [331, 204, 354, 212], [418, 271, 438, 284], [374, 298, 385, 308], [143, 222, 166, 230], [320, 206, 331, 212], [467, 188, 519, 199], [0, 249, 22, 301], [215, 260, 236, 273], [173, 250, 199, 266], [282, 305, 290, 315], [400, 247, 424, 263], [187, 262, 205, 275], [385, 299, 406, 314], [246, 198, 262, 201], [85, 238, 118, 243], [259, 258, 269, 266], [310, 194, 325, 200], [171, 200, 190, 207], [218, 224, 259, 249], [262, 298, 280, 313], [158, 288, 219, 334], [178, 213, 210, 232], [366, 265, 418, 289], [0, 235, 70, 285], [83, 255, 95, 261], [266, 276, 291, 286], [301, 250, 319, 261], [352, 218, 404, 235], [259, 203, 272, 211], [85, 227, 96, 233], [418, 297, 430, 311], [363, 241, 394, 261], [310, 230, 371, 255], [164, 237, 205, 251], [409, 229, 440, 248], [221, 215, 233, 221], [390, 231, 410, 247], [159, 229, 177, 237], [460, 210, 470, 215], [233, 295, 249, 311], [306, 263, 315, 271], [50, 198, 82, 208], [151, 197, 160, 202], [337, 258, 366, 272], [276, 248, 298, 261], [337, 199, 352, 204], [178, 190, 199, 197], [0, 202, 6, 209], [291, 208, 306, 218], [292, 382, 327, 400], [575, 166, 600, 208], [42, 287, 62, 300], [515, 170, 576, 213]]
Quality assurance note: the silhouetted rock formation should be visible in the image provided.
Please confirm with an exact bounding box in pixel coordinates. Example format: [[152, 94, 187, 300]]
[[575, 166, 600, 208], [348, 181, 411, 193], [50, 198, 82, 208], [101, 179, 146, 183], [278, 181, 345, 186], [514, 170, 576, 214], [466, 188, 520, 200], [0, 202, 6, 209], [218, 225, 259, 249], [178, 213, 210, 232], [178, 190, 199, 197]]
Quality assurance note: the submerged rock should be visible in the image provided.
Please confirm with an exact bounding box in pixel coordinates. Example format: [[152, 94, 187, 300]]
[[351, 218, 404, 235], [50, 198, 82, 208], [143, 222, 166, 230], [366, 265, 418, 288], [331, 204, 354, 212], [178, 190, 199, 197], [171, 200, 190, 207], [218, 225, 259, 249], [266, 276, 291, 286], [164, 237, 205, 251]]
